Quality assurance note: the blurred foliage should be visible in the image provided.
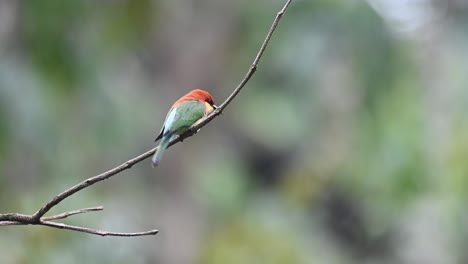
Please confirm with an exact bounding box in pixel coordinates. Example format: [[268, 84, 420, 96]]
[[199, 219, 303, 264], [1, 0, 468, 263]]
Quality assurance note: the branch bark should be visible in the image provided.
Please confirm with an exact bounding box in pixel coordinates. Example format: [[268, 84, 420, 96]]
[[0, 0, 293, 236]]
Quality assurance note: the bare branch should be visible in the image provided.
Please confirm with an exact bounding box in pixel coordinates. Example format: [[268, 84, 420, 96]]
[[0, 207, 159, 237], [0, 0, 293, 236], [218, 0, 292, 111], [42, 206, 104, 221], [31, 148, 155, 221], [0, 213, 33, 222], [40, 221, 159, 237]]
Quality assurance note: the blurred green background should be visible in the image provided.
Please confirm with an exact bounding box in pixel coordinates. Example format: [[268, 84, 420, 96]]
[[1, 0, 468, 263]]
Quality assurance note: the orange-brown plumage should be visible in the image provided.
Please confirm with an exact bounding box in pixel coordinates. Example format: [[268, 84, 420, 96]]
[[172, 89, 215, 109]]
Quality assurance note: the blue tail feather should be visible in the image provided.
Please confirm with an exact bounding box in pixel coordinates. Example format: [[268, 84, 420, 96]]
[[152, 136, 171, 167]]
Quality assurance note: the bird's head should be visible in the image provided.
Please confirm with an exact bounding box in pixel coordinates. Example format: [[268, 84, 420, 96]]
[[190, 89, 216, 109], [172, 89, 217, 114]]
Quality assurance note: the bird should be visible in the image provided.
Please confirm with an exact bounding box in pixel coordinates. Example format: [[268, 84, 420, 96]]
[[152, 89, 217, 167]]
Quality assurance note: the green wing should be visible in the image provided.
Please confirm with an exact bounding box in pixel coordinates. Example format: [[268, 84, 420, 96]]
[[170, 100, 205, 134], [156, 100, 205, 140]]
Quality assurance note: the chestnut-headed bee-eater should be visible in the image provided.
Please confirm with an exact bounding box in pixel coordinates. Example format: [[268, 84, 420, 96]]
[[152, 89, 217, 167]]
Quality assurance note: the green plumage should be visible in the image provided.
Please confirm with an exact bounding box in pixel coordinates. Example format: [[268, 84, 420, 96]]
[[165, 100, 205, 135], [152, 100, 206, 166]]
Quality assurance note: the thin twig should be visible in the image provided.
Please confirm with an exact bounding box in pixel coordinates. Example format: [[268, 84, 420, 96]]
[[40, 221, 159, 237], [42, 206, 104, 221], [187, 0, 292, 128], [31, 148, 156, 221], [0, 207, 158, 237], [0, 0, 293, 236]]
